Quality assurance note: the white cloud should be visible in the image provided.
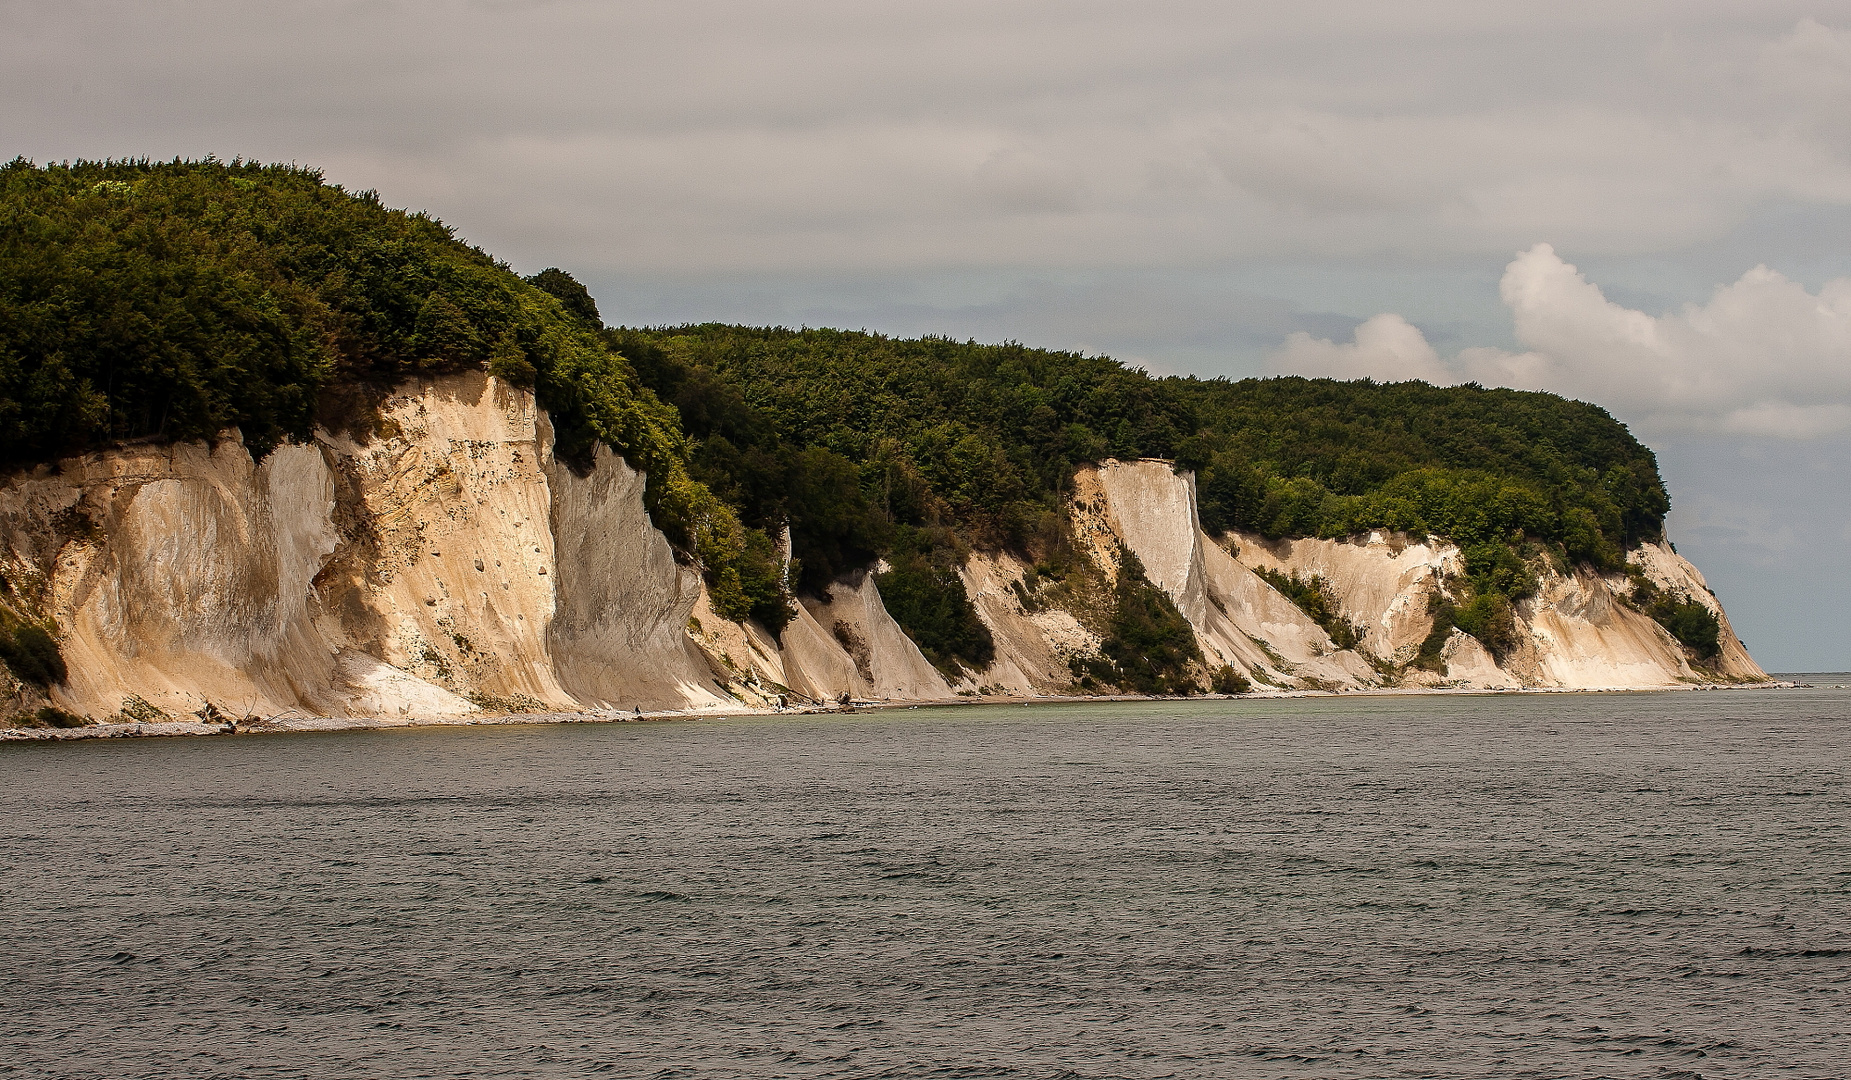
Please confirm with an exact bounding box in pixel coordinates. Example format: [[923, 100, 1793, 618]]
[[1275, 313, 1451, 382], [1271, 243, 1851, 437], [1720, 402, 1851, 438]]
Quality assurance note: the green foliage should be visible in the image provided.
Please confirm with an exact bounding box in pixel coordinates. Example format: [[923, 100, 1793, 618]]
[[616, 328, 1664, 580], [0, 159, 783, 629], [1625, 571, 1721, 660], [704, 526, 791, 631], [1463, 541, 1537, 601], [1253, 566, 1362, 650], [4, 705, 88, 730], [1415, 573, 1526, 670], [0, 157, 623, 458], [1412, 595, 1458, 672], [875, 526, 995, 674], [1, 159, 1676, 674], [1655, 599, 1722, 659], [1451, 594, 1521, 660], [1209, 664, 1251, 694], [36, 706, 87, 728], [0, 612, 65, 686], [1100, 549, 1203, 695], [525, 268, 602, 331], [784, 448, 892, 592], [1188, 378, 1666, 563], [614, 325, 1195, 552], [612, 329, 895, 605]]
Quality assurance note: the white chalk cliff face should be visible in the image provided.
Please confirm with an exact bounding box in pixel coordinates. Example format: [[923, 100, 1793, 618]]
[[0, 373, 738, 721], [0, 378, 1764, 724], [1230, 528, 1766, 689]]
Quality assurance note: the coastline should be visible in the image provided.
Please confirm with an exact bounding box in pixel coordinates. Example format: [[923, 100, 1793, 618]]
[[0, 680, 1800, 743]]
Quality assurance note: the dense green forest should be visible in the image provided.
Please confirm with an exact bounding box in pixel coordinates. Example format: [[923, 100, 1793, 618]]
[[0, 158, 1691, 689], [614, 323, 1668, 568]]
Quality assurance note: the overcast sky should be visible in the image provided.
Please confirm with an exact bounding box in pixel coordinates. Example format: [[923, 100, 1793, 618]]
[[7, 1, 1851, 669]]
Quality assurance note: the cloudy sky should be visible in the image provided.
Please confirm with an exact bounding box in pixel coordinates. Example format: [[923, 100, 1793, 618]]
[[8, 1, 1851, 669]]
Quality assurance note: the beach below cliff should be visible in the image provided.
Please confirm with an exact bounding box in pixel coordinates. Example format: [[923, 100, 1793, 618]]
[[0, 678, 1802, 742]]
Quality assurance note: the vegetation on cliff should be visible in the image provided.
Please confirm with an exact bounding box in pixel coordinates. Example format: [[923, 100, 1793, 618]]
[[0, 158, 1683, 689], [1252, 567, 1362, 651], [1623, 568, 1722, 660], [1187, 379, 1667, 571], [0, 157, 783, 628], [613, 323, 1668, 678], [615, 324, 1668, 568]]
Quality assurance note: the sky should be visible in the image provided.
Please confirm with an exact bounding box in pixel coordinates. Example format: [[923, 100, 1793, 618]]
[[6, 0, 1851, 670]]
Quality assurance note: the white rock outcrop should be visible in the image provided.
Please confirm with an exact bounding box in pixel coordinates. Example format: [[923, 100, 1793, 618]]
[[957, 549, 1096, 694], [0, 384, 1767, 726], [1073, 461, 1380, 689], [1232, 531, 1460, 662], [1227, 530, 1765, 689], [2, 373, 742, 721]]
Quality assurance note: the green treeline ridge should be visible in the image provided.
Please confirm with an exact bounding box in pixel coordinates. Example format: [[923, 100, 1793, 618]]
[[0, 159, 1691, 689]]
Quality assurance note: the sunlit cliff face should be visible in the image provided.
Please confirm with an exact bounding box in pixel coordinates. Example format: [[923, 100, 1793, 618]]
[[0, 378, 1762, 727]]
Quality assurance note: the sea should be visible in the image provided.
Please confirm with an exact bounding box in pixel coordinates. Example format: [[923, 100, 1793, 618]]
[[3, 682, 1848, 1079]]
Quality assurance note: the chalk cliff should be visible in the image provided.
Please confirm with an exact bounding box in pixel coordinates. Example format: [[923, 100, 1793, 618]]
[[1231, 528, 1766, 689], [0, 375, 1764, 727]]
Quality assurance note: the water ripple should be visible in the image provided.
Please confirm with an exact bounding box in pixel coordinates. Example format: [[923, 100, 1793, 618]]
[[2, 689, 1848, 1078]]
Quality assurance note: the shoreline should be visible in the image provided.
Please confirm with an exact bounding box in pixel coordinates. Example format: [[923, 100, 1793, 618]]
[[0, 680, 1801, 743]]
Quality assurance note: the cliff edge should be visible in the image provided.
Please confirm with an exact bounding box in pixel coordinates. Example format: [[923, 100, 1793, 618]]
[[0, 376, 1764, 729]]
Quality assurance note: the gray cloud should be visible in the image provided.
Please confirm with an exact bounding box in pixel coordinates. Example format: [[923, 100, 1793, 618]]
[[9, 3, 1850, 274]]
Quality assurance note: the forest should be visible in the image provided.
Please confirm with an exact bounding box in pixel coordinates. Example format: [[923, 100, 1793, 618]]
[[0, 158, 1688, 687]]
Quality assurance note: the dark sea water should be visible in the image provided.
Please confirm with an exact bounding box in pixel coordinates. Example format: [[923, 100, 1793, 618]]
[[4, 686, 1850, 1080]]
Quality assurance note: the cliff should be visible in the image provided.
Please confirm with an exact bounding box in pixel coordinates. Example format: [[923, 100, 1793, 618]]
[[1233, 529, 1764, 689], [0, 375, 1764, 729]]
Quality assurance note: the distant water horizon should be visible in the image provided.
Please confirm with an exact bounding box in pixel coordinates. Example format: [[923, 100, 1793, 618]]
[[3, 689, 1847, 1078]]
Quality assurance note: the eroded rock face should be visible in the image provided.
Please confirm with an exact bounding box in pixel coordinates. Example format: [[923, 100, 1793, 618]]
[[546, 441, 730, 711], [1232, 531, 1459, 663], [957, 549, 1095, 695], [14, 439, 342, 720], [793, 571, 958, 702], [310, 372, 567, 712], [1629, 541, 1762, 678], [1, 373, 735, 721], [1076, 461, 1380, 690], [0, 397, 1767, 725], [1223, 529, 1765, 689]]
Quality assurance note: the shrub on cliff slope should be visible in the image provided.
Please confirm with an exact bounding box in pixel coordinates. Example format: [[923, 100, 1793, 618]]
[[1414, 542, 1541, 665], [1625, 571, 1722, 660], [1100, 550, 1203, 695], [1252, 567, 1362, 650], [875, 526, 995, 675], [0, 612, 66, 687]]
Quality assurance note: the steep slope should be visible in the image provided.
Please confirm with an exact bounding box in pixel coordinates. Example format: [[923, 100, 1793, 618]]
[[0, 372, 736, 721], [0, 161, 1770, 725], [1232, 531, 1764, 689], [1227, 532, 1458, 662], [1072, 461, 1379, 690], [0, 393, 1766, 729]]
